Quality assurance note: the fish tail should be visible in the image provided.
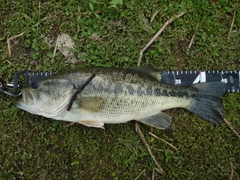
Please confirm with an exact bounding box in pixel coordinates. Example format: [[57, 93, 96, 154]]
[[187, 82, 225, 125]]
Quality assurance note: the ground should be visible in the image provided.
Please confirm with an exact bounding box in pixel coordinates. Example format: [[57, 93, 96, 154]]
[[0, 0, 240, 179]]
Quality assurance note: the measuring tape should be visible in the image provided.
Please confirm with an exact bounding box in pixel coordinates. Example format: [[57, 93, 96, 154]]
[[160, 70, 240, 93], [6, 70, 240, 96]]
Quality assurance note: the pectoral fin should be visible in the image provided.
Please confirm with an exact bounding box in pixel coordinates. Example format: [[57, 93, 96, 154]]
[[138, 112, 172, 130], [79, 120, 104, 129], [76, 97, 105, 112]]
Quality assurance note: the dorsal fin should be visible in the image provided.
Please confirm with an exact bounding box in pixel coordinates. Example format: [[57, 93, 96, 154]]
[[127, 67, 161, 81]]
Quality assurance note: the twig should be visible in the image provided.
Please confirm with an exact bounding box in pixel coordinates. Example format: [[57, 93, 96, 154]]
[[37, 1, 41, 33], [152, 168, 155, 180], [187, 24, 199, 51], [230, 160, 234, 180], [0, 164, 6, 172], [134, 169, 146, 180], [6, 60, 15, 67], [135, 122, 165, 175], [227, 11, 236, 42], [148, 132, 178, 151], [33, 16, 48, 28], [7, 32, 25, 57], [135, 13, 186, 176], [135, 13, 180, 174], [12, 160, 22, 174], [66, 122, 75, 127], [150, 10, 160, 23], [223, 118, 240, 140], [138, 12, 186, 66], [51, 34, 60, 63], [7, 16, 48, 57]]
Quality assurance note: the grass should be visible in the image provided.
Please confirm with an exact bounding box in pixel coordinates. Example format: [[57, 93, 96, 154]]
[[0, 0, 240, 179]]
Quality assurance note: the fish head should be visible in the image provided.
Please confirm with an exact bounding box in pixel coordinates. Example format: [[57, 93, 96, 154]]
[[16, 78, 74, 118]]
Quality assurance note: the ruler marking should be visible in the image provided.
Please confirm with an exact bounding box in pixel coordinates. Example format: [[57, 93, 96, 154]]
[[201, 71, 206, 82], [229, 76, 233, 83], [239, 71, 240, 87]]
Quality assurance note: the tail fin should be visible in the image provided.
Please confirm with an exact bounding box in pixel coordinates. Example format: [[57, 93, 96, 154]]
[[187, 82, 225, 125]]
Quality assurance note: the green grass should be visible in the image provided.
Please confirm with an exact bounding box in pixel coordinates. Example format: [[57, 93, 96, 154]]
[[0, 0, 240, 179]]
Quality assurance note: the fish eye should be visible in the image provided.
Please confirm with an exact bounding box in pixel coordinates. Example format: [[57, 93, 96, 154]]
[[32, 81, 39, 89]]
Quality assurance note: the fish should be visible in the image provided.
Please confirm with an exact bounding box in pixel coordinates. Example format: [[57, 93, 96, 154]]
[[16, 67, 225, 129]]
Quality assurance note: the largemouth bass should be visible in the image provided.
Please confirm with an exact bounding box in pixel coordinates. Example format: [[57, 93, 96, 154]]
[[16, 67, 225, 129]]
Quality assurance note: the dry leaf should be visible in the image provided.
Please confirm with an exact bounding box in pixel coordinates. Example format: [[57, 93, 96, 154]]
[[57, 33, 77, 63]]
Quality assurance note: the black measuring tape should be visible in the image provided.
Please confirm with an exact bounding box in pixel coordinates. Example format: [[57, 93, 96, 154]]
[[8, 70, 240, 96], [160, 70, 240, 93]]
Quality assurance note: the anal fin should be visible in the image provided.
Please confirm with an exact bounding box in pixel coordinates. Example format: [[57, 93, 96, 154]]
[[138, 112, 172, 130]]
